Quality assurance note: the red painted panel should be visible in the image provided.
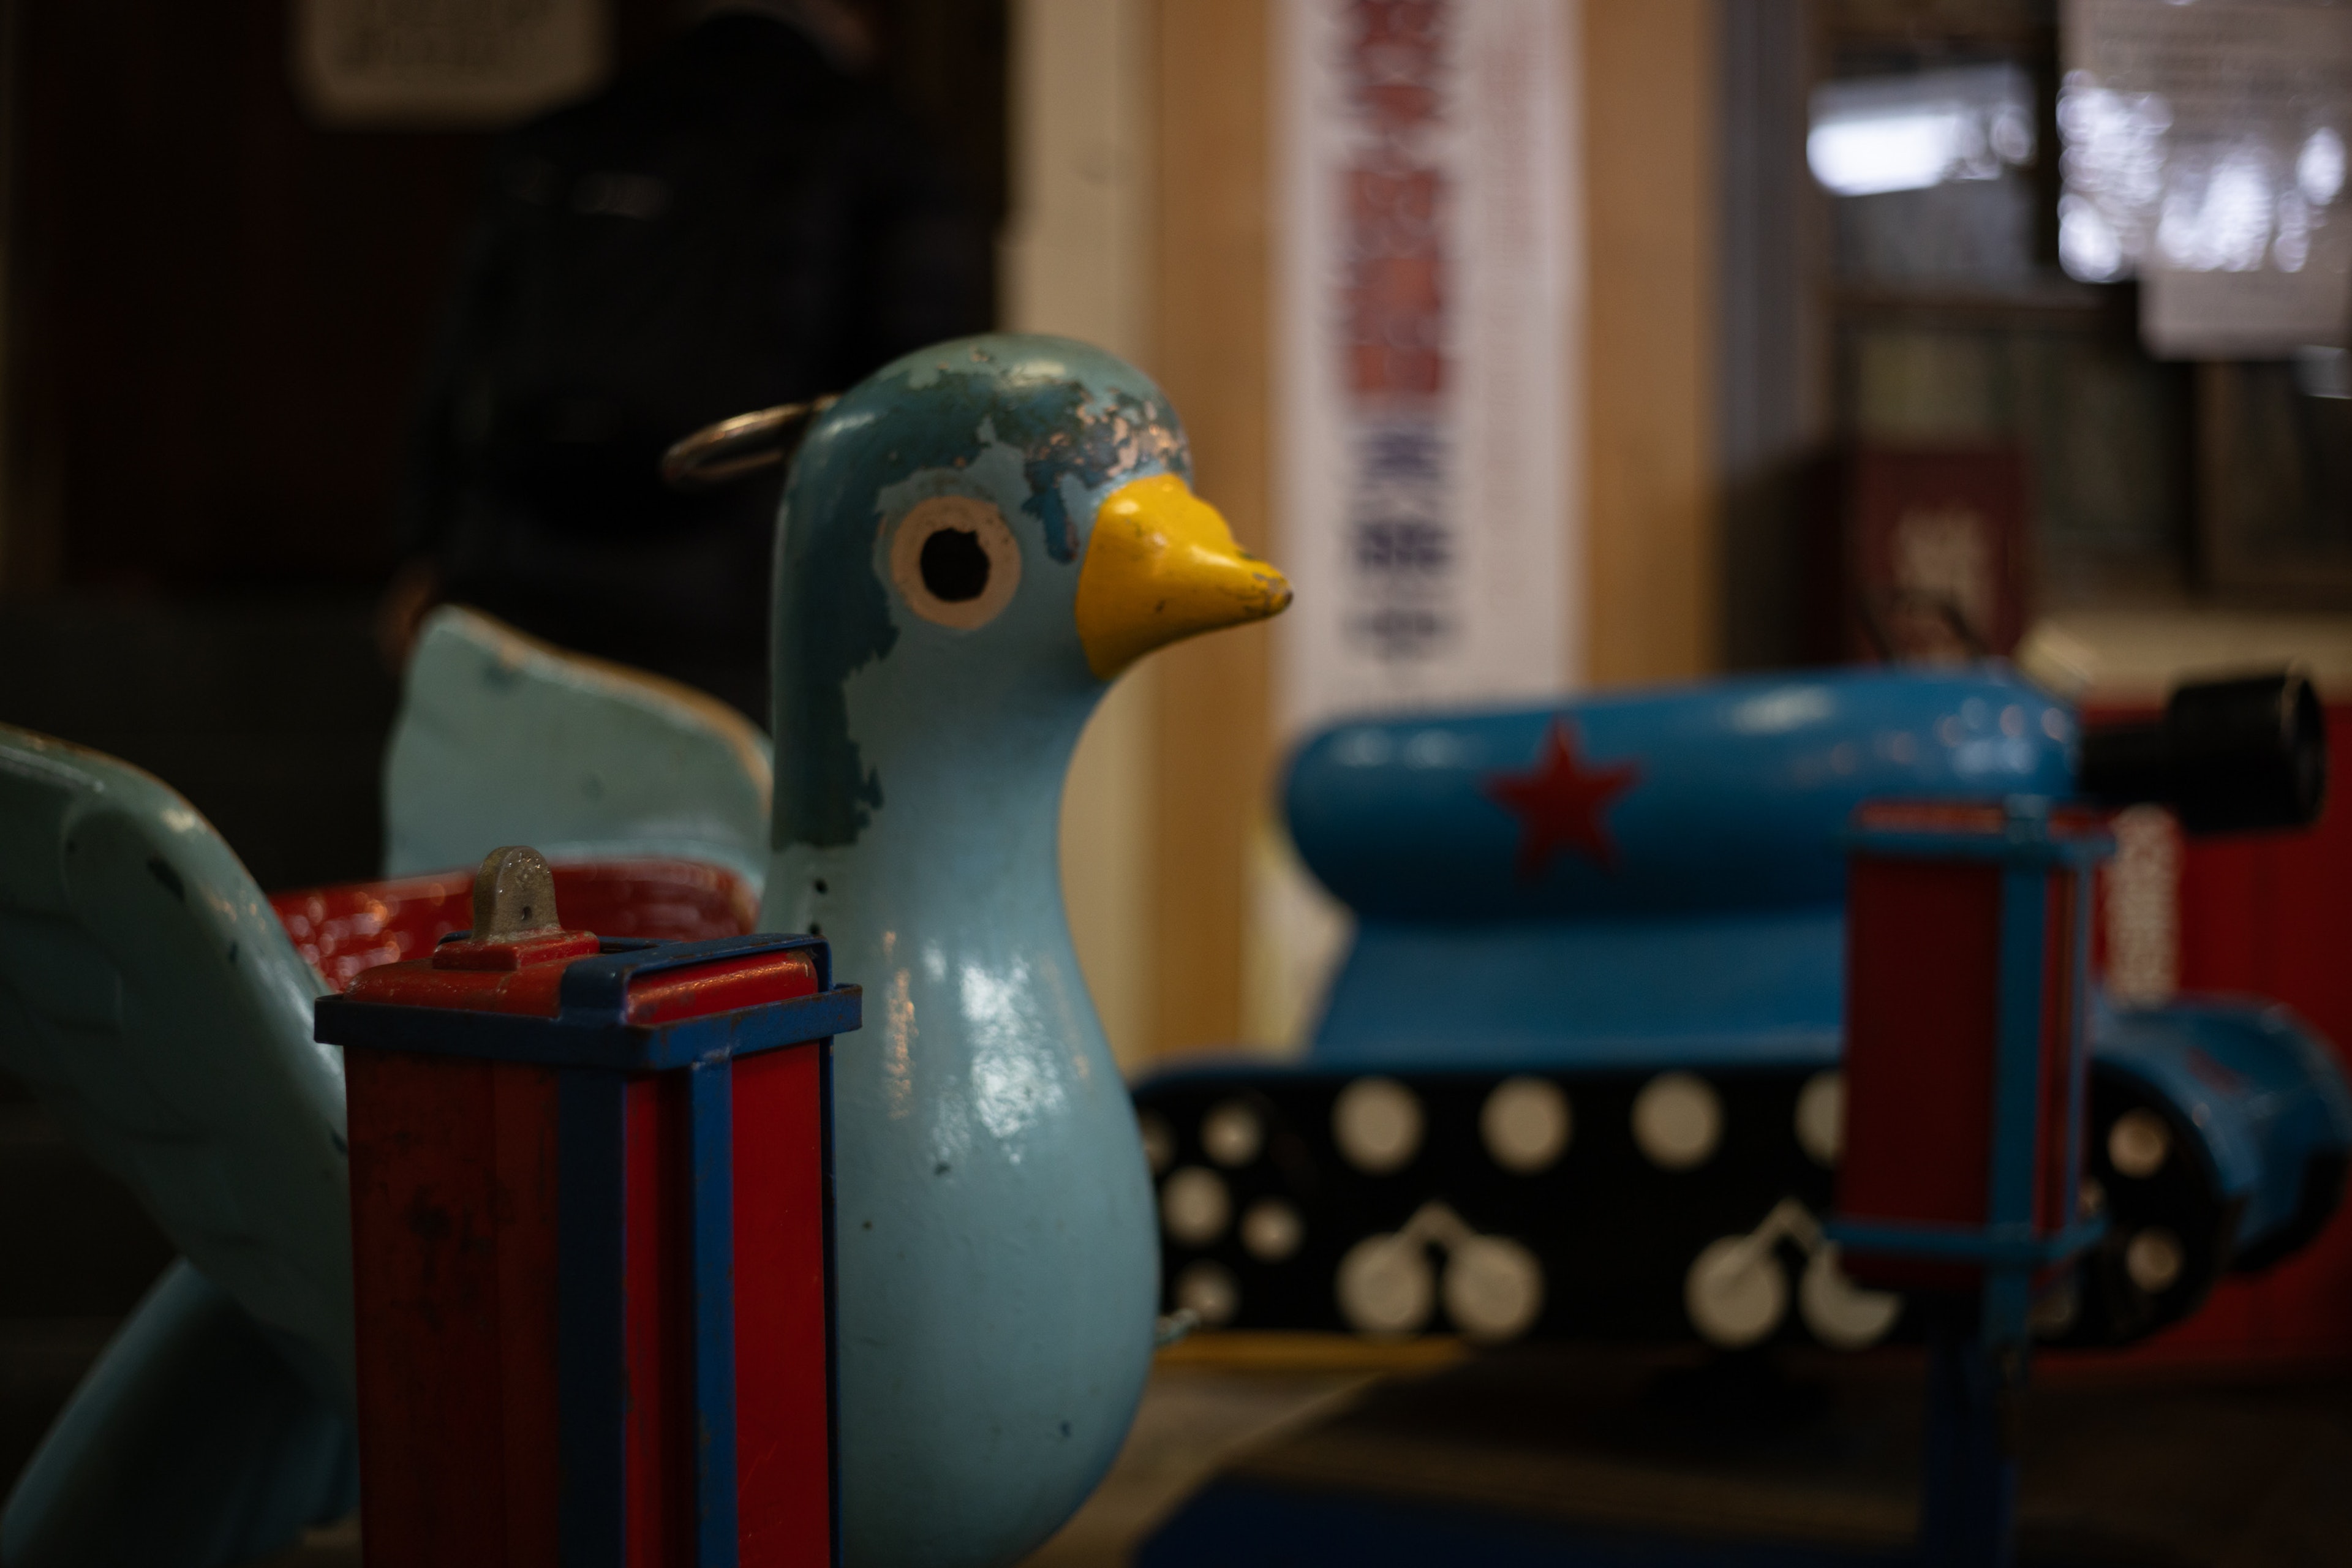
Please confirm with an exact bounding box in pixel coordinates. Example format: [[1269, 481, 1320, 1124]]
[[625, 1074, 692, 1568], [492, 1065, 564, 1568], [624, 950, 818, 1026], [350, 1050, 548, 1567], [432, 930, 604, 972], [734, 1043, 833, 1566], [1839, 856, 2005, 1291], [273, 860, 760, 992], [345, 950, 576, 1017]]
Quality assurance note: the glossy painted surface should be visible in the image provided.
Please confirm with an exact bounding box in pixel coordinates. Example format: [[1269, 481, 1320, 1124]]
[[1286, 668, 2352, 1284], [1301, 668, 2075, 1072], [763, 334, 1286, 1568], [2095, 998, 2352, 1252], [1287, 667, 2078, 924], [1076, 473, 1291, 677], [385, 606, 774, 887], [1319, 909, 1852, 1071], [0, 727, 352, 1401], [0, 726, 358, 1568]]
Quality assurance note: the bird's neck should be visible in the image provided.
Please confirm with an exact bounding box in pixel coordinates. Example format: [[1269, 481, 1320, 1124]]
[[761, 674, 1099, 1000]]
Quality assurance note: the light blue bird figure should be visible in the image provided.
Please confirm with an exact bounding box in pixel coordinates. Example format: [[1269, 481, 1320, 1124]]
[[0, 332, 1288, 1568], [760, 334, 1289, 1565]]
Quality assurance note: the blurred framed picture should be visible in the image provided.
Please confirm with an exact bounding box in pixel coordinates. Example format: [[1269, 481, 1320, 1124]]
[[1832, 445, 2032, 663]]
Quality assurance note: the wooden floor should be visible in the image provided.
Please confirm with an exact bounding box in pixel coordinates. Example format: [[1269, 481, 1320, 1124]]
[[234, 1362, 1370, 1568], [1014, 1364, 1370, 1567], [1147, 1344, 2352, 1567], [225, 1343, 2352, 1567], [0, 1330, 2339, 1566]]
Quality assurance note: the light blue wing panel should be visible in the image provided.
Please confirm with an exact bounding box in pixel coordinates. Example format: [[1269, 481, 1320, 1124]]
[[383, 605, 774, 886], [0, 728, 352, 1409]]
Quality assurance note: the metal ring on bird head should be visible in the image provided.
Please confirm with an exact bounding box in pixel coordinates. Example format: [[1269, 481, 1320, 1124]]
[[660, 395, 840, 491]]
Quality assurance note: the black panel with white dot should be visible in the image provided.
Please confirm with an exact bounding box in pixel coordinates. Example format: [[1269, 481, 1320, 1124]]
[[1134, 1060, 2238, 1351]]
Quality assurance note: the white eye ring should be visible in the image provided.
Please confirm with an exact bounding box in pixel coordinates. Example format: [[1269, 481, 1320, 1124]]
[[888, 495, 1022, 630]]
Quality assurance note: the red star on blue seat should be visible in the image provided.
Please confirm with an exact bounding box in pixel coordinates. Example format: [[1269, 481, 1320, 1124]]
[[1481, 718, 1642, 880]]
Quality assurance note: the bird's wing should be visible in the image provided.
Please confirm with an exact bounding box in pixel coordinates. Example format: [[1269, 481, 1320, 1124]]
[[2, 1261, 356, 1568], [383, 605, 774, 887], [0, 726, 352, 1407]]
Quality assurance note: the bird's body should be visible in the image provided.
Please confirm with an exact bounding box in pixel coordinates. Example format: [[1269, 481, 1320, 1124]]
[[772, 731, 1153, 1564], [763, 335, 1286, 1564]]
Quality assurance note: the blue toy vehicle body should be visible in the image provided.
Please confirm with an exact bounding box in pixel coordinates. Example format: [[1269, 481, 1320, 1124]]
[[1134, 667, 2352, 1349]]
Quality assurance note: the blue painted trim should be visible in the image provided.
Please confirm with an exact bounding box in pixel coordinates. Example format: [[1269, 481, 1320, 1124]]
[[1920, 1316, 2018, 1568], [1988, 864, 2049, 1231], [1984, 863, 2052, 1348], [1825, 1216, 2106, 1267], [1845, 827, 2111, 868], [2059, 865, 2095, 1255], [558, 1070, 629, 1568], [687, 1058, 739, 1568], [558, 933, 832, 1017], [316, 985, 863, 1071]]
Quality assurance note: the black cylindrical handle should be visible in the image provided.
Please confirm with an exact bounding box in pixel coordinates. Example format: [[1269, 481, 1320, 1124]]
[[2078, 671, 2327, 834]]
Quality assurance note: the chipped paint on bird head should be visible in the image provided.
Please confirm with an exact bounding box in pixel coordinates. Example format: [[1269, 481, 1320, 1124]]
[[771, 334, 1191, 848]]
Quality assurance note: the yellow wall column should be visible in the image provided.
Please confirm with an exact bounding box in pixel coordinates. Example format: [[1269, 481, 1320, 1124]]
[[1145, 0, 1276, 1060], [1584, 2, 1720, 685], [1023, 0, 1721, 1063]]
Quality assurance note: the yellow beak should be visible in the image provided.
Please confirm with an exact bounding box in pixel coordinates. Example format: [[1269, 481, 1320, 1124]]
[[1075, 474, 1293, 679]]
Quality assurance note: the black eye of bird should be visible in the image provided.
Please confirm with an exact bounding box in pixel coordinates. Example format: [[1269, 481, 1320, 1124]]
[[920, 527, 991, 603]]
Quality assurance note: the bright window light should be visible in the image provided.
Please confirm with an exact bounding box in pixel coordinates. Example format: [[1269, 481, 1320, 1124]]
[[1809, 66, 2035, 199], [1809, 112, 1971, 197]]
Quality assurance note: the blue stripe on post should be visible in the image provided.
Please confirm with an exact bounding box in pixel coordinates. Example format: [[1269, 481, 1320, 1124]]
[[2060, 864, 2095, 1235], [559, 1070, 630, 1568], [1985, 862, 2051, 1351], [688, 1057, 741, 1567]]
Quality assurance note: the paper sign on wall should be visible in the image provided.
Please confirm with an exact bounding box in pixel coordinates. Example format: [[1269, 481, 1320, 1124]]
[[1276, 0, 1577, 731], [1254, 0, 1579, 1046], [2062, 0, 2352, 357]]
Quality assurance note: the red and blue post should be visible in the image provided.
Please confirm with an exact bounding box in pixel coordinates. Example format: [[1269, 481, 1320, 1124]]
[[315, 846, 861, 1567], [1829, 798, 2111, 1568]]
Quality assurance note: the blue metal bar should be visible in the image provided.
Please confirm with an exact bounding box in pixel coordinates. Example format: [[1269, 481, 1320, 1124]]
[[688, 1057, 741, 1567], [1823, 1216, 2103, 1265], [1920, 1316, 2018, 1568], [318, 984, 864, 1072], [2059, 865, 2095, 1238], [1845, 828, 2111, 867], [558, 1070, 630, 1568], [1983, 863, 2051, 1351]]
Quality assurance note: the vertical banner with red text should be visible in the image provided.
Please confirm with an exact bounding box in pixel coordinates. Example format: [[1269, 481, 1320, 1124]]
[[1255, 0, 1580, 1044], [1277, 0, 1577, 728]]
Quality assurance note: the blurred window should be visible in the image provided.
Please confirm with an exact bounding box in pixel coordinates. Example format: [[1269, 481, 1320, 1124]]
[[1809, 64, 2036, 198]]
